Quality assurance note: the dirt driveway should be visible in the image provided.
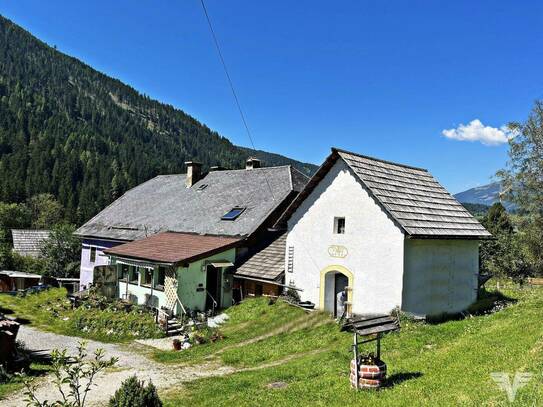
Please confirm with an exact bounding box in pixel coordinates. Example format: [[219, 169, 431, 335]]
[[3, 326, 235, 406]]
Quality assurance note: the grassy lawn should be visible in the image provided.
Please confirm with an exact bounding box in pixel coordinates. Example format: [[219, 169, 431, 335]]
[[0, 362, 51, 400], [160, 288, 543, 406], [0, 288, 164, 343]]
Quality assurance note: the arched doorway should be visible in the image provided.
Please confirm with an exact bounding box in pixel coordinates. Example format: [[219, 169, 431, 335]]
[[319, 265, 353, 318]]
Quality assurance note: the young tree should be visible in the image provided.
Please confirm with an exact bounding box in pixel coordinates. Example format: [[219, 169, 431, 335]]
[[40, 224, 81, 278], [22, 342, 117, 407], [480, 203, 530, 282], [26, 193, 64, 229], [498, 100, 543, 275]]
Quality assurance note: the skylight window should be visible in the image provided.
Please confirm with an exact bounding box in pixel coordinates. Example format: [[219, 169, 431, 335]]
[[197, 184, 209, 191], [221, 207, 246, 221]]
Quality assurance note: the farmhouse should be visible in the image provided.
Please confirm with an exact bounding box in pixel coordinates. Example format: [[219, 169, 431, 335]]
[[75, 159, 308, 314], [275, 148, 491, 317]]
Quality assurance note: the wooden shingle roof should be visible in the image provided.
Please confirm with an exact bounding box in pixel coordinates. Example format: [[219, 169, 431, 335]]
[[276, 148, 491, 239], [11, 229, 51, 258], [235, 233, 286, 281]]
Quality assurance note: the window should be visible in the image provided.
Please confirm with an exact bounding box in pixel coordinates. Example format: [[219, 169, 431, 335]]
[[90, 247, 97, 263], [120, 265, 129, 281], [197, 184, 208, 191], [221, 207, 246, 220], [334, 217, 346, 234], [129, 267, 138, 284], [155, 267, 166, 290], [141, 268, 153, 286]]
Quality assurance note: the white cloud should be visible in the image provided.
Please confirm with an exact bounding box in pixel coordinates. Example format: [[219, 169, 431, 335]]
[[442, 119, 517, 146]]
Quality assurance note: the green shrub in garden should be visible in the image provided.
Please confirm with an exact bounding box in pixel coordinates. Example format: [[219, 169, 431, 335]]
[[109, 375, 162, 407]]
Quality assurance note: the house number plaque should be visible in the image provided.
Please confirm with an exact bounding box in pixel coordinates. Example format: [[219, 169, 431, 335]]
[[328, 245, 348, 258]]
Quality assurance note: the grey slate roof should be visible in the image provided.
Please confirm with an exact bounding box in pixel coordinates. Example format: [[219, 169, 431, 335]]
[[76, 166, 307, 241], [11, 229, 51, 258], [235, 233, 286, 281], [277, 148, 491, 239]]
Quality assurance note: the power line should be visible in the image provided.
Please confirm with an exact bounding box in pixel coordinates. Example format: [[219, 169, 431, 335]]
[[199, 0, 275, 200]]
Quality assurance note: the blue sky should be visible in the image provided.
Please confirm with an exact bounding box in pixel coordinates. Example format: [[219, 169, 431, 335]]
[[2, 1, 542, 193]]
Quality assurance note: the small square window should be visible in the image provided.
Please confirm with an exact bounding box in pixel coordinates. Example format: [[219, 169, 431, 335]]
[[221, 207, 246, 220], [90, 247, 97, 263], [334, 217, 345, 234]]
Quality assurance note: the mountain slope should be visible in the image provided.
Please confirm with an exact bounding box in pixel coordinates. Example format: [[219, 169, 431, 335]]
[[0, 15, 316, 224], [454, 182, 515, 211]]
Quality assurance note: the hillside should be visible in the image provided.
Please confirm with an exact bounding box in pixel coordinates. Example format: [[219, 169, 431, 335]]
[[454, 182, 514, 211], [0, 15, 316, 224]]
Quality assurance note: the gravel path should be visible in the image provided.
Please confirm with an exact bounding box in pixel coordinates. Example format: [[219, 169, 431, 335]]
[[3, 326, 235, 406]]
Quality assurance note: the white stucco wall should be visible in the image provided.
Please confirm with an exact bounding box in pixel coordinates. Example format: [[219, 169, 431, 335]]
[[402, 239, 479, 316], [118, 280, 167, 309], [286, 160, 405, 315]]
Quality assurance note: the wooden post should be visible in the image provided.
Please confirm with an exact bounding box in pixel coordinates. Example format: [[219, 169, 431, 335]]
[[376, 333, 381, 360], [353, 331, 359, 390]]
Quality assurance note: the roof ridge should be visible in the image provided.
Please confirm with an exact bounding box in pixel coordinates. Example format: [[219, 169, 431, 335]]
[[332, 147, 428, 172]]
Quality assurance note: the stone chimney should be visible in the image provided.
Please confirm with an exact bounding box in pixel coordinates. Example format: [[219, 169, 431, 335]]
[[185, 161, 202, 188], [245, 157, 261, 170]]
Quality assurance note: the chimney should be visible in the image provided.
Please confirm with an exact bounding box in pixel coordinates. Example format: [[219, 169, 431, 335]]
[[185, 161, 202, 188], [246, 157, 261, 170]]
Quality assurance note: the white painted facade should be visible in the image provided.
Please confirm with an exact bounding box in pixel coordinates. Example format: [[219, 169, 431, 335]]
[[285, 160, 405, 316], [285, 160, 480, 317]]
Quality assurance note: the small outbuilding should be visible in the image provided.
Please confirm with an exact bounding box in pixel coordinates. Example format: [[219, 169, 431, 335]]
[[275, 148, 492, 318], [0, 270, 42, 292]]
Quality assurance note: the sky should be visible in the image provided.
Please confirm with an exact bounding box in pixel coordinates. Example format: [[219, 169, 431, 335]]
[[1, 0, 542, 193]]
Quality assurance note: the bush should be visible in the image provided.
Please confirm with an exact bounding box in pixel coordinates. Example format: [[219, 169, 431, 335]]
[[109, 375, 162, 407]]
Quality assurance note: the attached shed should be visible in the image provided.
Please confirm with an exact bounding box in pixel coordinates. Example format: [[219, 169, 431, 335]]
[[11, 229, 51, 258], [234, 233, 286, 298], [275, 148, 491, 318]]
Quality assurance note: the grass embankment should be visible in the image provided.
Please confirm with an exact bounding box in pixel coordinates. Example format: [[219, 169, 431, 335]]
[[160, 289, 543, 406], [0, 288, 163, 343]]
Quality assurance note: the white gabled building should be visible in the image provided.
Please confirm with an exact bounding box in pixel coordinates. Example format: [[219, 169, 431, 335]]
[[275, 148, 491, 318]]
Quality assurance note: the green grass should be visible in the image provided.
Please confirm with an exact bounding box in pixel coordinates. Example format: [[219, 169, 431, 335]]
[[0, 362, 52, 400], [160, 288, 543, 406], [0, 288, 164, 343]]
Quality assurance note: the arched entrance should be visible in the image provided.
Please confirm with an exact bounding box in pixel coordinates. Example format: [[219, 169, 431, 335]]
[[319, 265, 353, 318]]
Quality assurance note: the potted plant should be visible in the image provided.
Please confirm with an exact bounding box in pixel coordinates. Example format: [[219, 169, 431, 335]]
[[172, 339, 182, 351]]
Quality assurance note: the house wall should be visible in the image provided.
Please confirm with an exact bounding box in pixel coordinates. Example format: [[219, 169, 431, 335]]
[[118, 280, 167, 308], [241, 280, 282, 297], [176, 248, 237, 313], [402, 239, 479, 316], [286, 160, 405, 315], [79, 239, 120, 290]]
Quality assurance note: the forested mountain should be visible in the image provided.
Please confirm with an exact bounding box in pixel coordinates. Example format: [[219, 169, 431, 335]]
[[454, 182, 515, 211], [0, 15, 316, 225]]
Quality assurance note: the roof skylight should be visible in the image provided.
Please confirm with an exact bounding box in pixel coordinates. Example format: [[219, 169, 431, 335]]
[[221, 207, 246, 221]]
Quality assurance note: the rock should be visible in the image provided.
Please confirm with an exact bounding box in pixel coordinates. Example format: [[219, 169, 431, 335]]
[[266, 382, 288, 389]]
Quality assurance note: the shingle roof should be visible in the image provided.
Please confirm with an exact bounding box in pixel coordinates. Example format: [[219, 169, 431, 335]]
[[11, 229, 51, 258], [235, 233, 286, 281], [104, 232, 241, 265], [76, 166, 308, 241], [276, 148, 491, 239]]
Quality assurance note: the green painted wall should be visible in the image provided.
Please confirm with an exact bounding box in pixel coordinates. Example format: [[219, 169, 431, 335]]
[[176, 248, 236, 313]]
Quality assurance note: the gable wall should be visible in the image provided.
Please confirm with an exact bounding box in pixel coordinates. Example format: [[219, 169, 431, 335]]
[[286, 160, 405, 315]]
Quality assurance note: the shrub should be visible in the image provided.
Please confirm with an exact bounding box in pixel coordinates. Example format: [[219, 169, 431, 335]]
[[109, 375, 162, 407]]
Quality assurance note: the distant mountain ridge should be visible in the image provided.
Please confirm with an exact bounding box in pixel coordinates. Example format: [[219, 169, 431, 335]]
[[454, 182, 514, 211], [0, 15, 316, 224]]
